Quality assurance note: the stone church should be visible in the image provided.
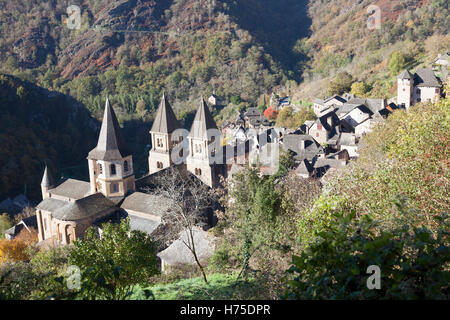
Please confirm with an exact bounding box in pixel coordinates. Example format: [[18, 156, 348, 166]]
[[35, 95, 224, 246]]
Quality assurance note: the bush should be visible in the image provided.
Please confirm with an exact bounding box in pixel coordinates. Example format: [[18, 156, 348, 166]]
[[285, 210, 450, 299]]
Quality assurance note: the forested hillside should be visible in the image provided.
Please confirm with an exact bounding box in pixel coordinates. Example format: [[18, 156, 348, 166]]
[[0, 0, 448, 202], [0, 74, 98, 201], [292, 0, 449, 99]]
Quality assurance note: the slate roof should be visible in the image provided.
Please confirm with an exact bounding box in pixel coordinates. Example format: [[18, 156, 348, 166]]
[[244, 107, 262, 117], [48, 179, 91, 200], [188, 97, 219, 140], [324, 95, 347, 104], [398, 69, 413, 80], [157, 227, 216, 266], [41, 165, 54, 187], [339, 133, 358, 146], [121, 192, 172, 217], [414, 68, 441, 88], [295, 159, 315, 176], [314, 98, 325, 106], [281, 134, 323, 161], [314, 158, 347, 169], [129, 215, 161, 235], [87, 97, 133, 161], [150, 93, 180, 134], [4, 215, 38, 238], [36, 197, 68, 212], [52, 193, 116, 221]]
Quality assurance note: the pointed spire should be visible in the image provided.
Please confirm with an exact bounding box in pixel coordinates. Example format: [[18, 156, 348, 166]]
[[188, 96, 218, 139], [41, 165, 54, 187], [150, 93, 180, 134], [87, 97, 133, 160]]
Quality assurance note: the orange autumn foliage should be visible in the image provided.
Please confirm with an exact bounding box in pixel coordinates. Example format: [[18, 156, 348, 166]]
[[264, 106, 278, 120], [0, 228, 37, 264]]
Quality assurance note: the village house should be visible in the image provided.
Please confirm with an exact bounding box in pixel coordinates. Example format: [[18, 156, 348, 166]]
[[397, 68, 442, 109]]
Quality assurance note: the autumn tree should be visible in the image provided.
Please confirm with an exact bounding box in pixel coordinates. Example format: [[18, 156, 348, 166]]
[[350, 81, 371, 98]]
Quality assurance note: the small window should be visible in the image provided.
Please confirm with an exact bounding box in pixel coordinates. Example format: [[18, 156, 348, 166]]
[[316, 132, 319, 138], [98, 164, 103, 174], [124, 161, 129, 172], [110, 164, 116, 175], [111, 183, 119, 193], [436, 88, 440, 94], [317, 124, 323, 130], [157, 138, 163, 148], [195, 168, 202, 176], [157, 161, 163, 169]]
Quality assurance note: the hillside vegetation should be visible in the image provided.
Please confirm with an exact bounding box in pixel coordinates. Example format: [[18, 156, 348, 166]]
[[0, 74, 98, 201], [292, 0, 449, 100]]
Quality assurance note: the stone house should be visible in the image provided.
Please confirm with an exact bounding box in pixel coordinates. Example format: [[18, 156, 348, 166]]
[[397, 68, 442, 109]]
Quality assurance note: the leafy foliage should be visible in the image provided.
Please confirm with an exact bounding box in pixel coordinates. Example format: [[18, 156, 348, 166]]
[[68, 219, 158, 300], [285, 210, 449, 299]]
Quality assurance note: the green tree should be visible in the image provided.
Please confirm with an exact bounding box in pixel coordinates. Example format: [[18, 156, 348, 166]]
[[389, 51, 407, 76], [350, 81, 370, 97], [0, 214, 12, 239], [328, 72, 354, 96], [68, 219, 158, 300]]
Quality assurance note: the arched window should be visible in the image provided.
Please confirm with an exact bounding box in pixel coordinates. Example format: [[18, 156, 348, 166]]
[[124, 161, 129, 172], [110, 164, 116, 175], [157, 162, 163, 169], [195, 168, 202, 176], [65, 225, 72, 244]]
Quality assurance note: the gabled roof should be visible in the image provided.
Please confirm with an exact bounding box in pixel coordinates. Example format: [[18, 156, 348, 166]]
[[41, 165, 54, 187], [188, 97, 219, 140], [150, 93, 180, 134], [157, 227, 216, 266], [295, 159, 314, 175], [398, 69, 413, 80], [324, 95, 347, 104], [244, 107, 261, 117], [88, 97, 133, 161], [414, 68, 441, 88]]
